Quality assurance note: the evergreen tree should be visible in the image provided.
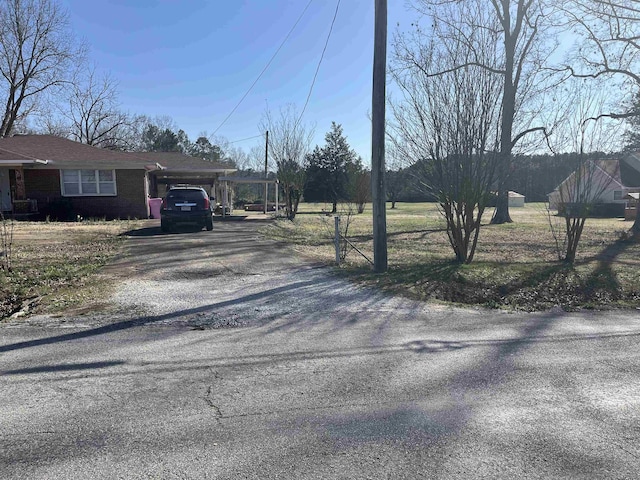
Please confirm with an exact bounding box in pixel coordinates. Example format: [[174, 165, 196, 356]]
[[141, 124, 181, 152], [189, 136, 224, 162], [304, 122, 358, 213]]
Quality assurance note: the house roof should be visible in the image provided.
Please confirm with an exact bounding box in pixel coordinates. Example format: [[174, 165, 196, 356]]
[[621, 154, 640, 187], [549, 154, 640, 196], [135, 151, 235, 172], [597, 159, 621, 181], [0, 134, 152, 169], [0, 135, 239, 176]]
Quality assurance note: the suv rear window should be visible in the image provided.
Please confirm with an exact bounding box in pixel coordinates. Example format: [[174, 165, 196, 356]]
[[166, 190, 205, 202]]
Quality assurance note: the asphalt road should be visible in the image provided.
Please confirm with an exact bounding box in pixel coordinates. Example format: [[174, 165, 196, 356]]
[[1, 218, 640, 479]]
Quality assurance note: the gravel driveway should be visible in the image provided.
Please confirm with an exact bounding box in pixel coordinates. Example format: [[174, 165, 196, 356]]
[[36, 217, 461, 330], [2, 218, 639, 479]]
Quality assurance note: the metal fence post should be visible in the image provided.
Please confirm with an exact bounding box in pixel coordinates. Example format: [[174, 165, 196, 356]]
[[334, 215, 340, 264]]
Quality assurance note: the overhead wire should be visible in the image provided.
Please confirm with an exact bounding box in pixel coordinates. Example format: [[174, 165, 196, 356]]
[[211, 0, 315, 136], [295, 0, 341, 129], [226, 133, 265, 144]]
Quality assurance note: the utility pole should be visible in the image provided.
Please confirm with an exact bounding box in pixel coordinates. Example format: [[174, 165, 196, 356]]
[[371, 0, 388, 273], [264, 130, 269, 215]]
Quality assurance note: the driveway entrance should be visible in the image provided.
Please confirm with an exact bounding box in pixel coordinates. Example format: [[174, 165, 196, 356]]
[[1, 219, 639, 479]]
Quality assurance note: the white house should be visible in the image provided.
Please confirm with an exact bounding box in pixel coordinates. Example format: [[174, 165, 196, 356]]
[[547, 154, 640, 213]]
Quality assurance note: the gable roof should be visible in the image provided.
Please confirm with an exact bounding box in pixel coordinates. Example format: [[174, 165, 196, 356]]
[[621, 153, 640, 187], [597, 159, 621, 181], [0, 134, 153, 169], [550, 154, 640, 196], [0, 135, 238, 175]]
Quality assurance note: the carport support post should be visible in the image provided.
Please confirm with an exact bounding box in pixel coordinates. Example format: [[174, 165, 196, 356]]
[[264, 182, 268, 215], [223, 181, 228, 218], [334, 216, 340, 264], [264, 130, 269, 215]]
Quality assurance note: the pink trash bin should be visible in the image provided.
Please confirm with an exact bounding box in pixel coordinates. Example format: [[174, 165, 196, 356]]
[[149, 198, 162, 219]]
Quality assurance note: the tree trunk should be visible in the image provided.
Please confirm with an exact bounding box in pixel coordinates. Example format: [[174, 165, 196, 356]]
[[491, 1, 517, 225], [331, 202, 337, 214], [491, 186, 512, 224]]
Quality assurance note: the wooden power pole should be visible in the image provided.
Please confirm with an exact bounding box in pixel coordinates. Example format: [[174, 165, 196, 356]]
[[264, 130, 269, 214], [371, 0, 388, 273]]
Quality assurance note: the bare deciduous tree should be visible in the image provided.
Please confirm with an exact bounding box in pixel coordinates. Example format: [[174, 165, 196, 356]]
[[0, 211, 14, 271], [390, 28, 503, 264], [560, 0, 640, 86], [259, 104, 314, 220], [246, 144, 269, 173], [64, 68, 132, 149], [546, 81, 622, 263], [0, 0, 83, 137], [403, 0, 560, 224], [559, 0, 640, 232]]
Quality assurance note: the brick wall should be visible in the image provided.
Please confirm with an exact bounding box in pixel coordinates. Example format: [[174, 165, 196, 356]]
[[24, 169, 149, 220], [24, 169, 61, 204]]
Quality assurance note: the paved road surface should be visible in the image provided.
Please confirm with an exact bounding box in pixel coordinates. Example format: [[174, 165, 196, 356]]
[[1, 219, 639, 479]]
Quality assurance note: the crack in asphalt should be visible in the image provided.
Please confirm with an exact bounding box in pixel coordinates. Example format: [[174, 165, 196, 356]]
[[204, 385, 223, 424]]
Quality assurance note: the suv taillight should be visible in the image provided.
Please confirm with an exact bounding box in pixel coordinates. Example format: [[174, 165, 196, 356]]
[[203, 197, 210, 209], [162, 198, 167, 209]]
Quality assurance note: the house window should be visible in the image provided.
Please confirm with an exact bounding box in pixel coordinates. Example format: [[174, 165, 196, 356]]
[[61, 169, 117, 196], [613, 190, 623, 201]]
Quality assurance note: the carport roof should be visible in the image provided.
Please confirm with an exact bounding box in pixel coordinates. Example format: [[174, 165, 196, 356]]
[[136, 152, 236, 172]]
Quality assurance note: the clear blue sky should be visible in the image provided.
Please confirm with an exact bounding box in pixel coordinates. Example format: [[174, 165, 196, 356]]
[[62, 0, 416, 164]]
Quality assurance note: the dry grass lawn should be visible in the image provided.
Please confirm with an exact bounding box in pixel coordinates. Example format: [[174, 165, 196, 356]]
[[0, 219, 146, 319], [262, 202, 640, 311], [1, 204, 637, 319]]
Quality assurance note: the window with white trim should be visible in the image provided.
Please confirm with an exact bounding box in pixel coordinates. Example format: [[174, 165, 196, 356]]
[[61, 169, 117, 196]]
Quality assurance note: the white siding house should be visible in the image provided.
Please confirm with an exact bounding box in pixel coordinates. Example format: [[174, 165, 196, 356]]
[[547, 155, 640, 213]]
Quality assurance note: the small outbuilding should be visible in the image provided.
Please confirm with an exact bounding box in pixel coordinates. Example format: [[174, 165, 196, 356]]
[[508, 191, 525, 208]]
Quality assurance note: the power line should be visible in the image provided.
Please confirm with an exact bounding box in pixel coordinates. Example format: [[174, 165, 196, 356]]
[[212, 0, 315, 136], [296, 0, 341, 128], [227, 134, 265, 145]]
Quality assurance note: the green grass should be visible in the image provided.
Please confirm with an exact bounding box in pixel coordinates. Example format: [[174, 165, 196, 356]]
[[262, 202, 640, 311]]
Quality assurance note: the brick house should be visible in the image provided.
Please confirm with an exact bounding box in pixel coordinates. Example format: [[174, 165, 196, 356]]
[[0, 135, 236, 219]]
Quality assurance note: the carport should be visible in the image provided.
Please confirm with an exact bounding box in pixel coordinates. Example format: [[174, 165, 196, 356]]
[[150, 167, 237, 206], [137, 152, 237, 215], [218, 176, 279, 214]]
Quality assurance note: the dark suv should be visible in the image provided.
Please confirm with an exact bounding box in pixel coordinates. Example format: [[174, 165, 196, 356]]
[[160, 185, 214, 232]]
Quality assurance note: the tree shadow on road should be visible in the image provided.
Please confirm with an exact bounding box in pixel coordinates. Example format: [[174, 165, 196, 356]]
[[2, 360, 125, 375], [0, 276, 334, 354]]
